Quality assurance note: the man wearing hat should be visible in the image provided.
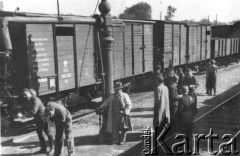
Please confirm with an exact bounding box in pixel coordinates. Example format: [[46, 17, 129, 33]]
[[22, 88, 54, 154], [95, 82, 132, 145], [45, 102, 74, 156]]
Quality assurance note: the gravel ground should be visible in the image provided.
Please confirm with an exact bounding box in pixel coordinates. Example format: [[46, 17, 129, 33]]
[[1, 63, 240, 156]]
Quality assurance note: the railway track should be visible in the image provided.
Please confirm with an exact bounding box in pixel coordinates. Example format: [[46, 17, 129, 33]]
[[152, 92, 240, 156]]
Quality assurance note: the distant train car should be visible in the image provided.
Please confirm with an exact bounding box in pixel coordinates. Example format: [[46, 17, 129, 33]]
[[153, 21, 211, 71], [153, 21, 187, 70], [211, 23, 240, 65], [187, 24, 211, 65]]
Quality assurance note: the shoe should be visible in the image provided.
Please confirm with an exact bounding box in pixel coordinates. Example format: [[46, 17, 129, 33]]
[[48, 149, 54, 155], [34, 148, 47, 154], [118, 141, 125, 145]]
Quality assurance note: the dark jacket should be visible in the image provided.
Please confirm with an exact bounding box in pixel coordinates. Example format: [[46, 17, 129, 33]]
[[178, 94, 196, 126], [168, 84, 179, 118], [29, 96, 45, 121], [177, 72, 185, 92]]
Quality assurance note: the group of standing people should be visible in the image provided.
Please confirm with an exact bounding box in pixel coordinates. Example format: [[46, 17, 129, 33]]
[[21, 60, 218, 154], [153, 65, 198, 139]]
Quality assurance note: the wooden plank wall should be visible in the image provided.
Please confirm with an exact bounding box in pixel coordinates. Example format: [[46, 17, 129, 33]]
[[26, 24, 56, 95], [75, 25, 96, 87], [180, 25, 187, 65], [112, 27, 125, 79], [144, 24, 153, 72], [124, 24, 133, 77]]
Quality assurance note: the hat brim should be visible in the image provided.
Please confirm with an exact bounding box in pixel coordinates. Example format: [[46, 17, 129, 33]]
[[114, 87, 123, 90]]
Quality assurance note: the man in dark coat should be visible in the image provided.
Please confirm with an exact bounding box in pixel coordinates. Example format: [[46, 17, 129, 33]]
[[182, 68, 198, 110], [176, 68, 185, 94], [177, 86, 197, 138], [22, 88, 54, 154], [164, 69, 178, 89], [208, 60, 218, 96], [168, 76, 179, 132], [45, 102, 75, 156]]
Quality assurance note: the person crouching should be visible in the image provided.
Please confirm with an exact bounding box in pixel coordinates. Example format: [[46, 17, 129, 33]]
[[45, 102, 75, 156], [22, 88, 54, 155]]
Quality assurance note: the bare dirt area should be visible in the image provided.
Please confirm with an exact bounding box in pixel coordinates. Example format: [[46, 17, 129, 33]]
[[1, 63, 240, 156]]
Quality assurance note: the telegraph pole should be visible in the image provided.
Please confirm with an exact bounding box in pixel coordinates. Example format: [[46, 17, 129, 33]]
[[160, 1, 162, 20], [0, 1, 4, 11], [216, 14, 218, 25]]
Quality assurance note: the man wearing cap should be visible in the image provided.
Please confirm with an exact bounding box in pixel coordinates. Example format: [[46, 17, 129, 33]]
[[22, 88, 54, 154], [45, 102, 74, 156], [153, 75, 170, 133], [95, 82, 132, 145]]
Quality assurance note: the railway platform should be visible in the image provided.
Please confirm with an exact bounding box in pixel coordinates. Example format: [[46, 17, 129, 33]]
[[1, 64, 240, 156]]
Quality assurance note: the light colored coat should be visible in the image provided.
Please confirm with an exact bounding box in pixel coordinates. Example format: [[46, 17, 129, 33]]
[[98, 92, 132, 134], [153, 83, 170, 127]]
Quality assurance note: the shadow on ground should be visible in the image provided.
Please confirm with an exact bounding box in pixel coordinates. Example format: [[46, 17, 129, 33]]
[[203, 82, 240, 106]]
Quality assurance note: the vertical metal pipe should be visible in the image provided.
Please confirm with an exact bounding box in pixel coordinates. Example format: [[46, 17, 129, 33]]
[[73, 24, 79, 95], [99, 0, 114, 99], [57, 0, 60, 18]]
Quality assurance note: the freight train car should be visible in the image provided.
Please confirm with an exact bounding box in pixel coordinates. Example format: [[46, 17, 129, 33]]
[[211, 23, 240, 65], [111, 20, 155, 81], [187, 24, 211, 66], [0, 11, 156, 122], [153, 21, 211, 71]]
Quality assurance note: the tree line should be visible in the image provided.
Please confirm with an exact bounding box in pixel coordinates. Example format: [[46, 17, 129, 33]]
[[115, 2, 238, 25]]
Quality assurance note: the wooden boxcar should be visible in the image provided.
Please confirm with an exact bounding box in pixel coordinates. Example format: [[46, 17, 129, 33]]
[[153, 21, 187, 70], [0, 12, 155, 104], [187, 24, 211, 65], [211, 24, 240, 65], [112, 20, 155, 80], [6, 23, 98, 97], [153, 21, 211, 71]]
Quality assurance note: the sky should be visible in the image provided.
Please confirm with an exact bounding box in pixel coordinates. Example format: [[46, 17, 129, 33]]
[[1, 0, 240, 23]]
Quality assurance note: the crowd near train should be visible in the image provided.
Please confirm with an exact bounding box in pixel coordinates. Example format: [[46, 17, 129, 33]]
[[0, 10, 240, 125]]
